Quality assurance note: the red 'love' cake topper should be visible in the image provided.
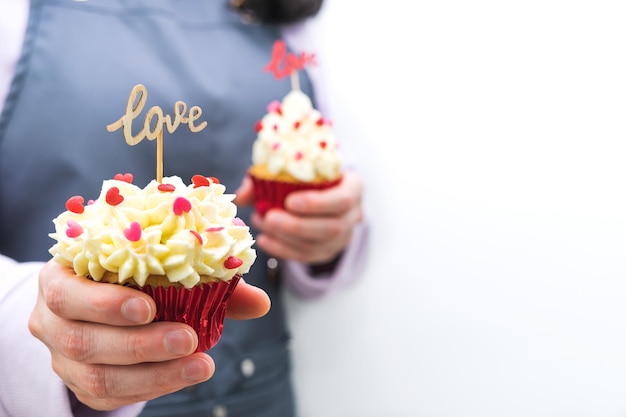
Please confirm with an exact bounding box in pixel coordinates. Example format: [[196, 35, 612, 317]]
[[264, 39, 316, 91]]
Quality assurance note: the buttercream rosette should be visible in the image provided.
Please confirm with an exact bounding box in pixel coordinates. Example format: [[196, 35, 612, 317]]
[[49, 173, 256, 352]]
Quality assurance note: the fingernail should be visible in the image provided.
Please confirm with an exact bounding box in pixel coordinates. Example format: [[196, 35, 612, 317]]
[[165, 329, 195, 355], [183, 357, 213, 382], [121, 297, 151, 324]]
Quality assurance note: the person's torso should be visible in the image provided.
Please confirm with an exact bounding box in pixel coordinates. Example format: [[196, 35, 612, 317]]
[[0, 0, 315, 415]]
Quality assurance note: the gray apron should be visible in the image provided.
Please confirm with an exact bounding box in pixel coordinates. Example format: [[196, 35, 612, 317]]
[[0, 0, 315, 415]]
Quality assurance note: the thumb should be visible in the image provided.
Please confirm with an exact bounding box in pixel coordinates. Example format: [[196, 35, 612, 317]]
[[233, 175, 254, 207]]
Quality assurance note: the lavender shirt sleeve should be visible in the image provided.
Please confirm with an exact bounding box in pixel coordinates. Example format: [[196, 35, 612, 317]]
[[0, 255, 146, 417]]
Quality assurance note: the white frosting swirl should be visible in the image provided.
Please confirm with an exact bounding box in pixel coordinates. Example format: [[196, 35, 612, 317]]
[[49, 175, 256, 288], [251, 90, 342, 182]]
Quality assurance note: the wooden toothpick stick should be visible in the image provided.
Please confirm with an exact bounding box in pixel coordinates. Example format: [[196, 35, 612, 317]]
[[157, 130, 163, 183]]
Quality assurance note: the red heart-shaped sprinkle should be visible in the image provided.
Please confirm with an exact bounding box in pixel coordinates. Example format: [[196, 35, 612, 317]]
[[105, 187, 124, 206], [173, 197, 192, 215], [209, 176, 220, 184], [114, 173, 134, 183], [224, 256, 243, 269], [206, 226, 225, 232], [158, 183, 176, 192], [66, 219, 84, 238], [189, 230, 203, 244], [66, 196, 85, 214], [123, 221, 142, 242], [254, 120, 263, 133], [319, 141, 327, 149], [191, 175, 210, 188]]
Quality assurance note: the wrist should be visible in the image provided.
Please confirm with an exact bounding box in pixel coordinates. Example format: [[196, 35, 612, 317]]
[[307, 252, 343, 277]]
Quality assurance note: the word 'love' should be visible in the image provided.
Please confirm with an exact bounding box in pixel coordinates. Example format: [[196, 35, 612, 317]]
[[264, 40, 316, 80], [107, 84, 207, 146]]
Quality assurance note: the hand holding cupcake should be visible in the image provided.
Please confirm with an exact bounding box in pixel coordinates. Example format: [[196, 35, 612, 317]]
[[248, 40, 343, 216], [48, 86, 258, 352]]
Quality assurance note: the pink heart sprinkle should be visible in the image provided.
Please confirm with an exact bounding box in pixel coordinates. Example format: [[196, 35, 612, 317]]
[[224, 256, 243, 269], [66, 220, 83, 238], [232, 217, 245, 226], [65, 196, 85, 214], [173, 197, 192, 215], [267, 100, 281, 113], [294, 151, 303, 160], [123, 221, 142, 242]]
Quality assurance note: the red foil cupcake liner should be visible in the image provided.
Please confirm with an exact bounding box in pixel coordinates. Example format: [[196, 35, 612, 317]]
[[133, 275, 241, 352], [249, 174, 342, 216]]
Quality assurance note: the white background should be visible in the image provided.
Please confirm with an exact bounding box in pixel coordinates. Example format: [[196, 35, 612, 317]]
[[285, 1, 626, 416]]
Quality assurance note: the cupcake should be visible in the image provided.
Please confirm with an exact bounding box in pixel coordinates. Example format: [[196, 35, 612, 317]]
[[49, 173, 256, 352], [248, 89, 343, 216]]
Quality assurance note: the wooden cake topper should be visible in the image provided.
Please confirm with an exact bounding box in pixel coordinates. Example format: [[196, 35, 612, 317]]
[[107, 84, 207, 182]]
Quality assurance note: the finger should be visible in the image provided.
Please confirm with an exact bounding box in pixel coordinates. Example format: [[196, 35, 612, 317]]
[[233, 175, 254, 207], [40, 261, 156, 326], [253, 210, 352, 263], [254, 194, 362, 247], [284, 171, 363, 216], [257, 209, 357, 243], [226, 279, 271, 320], [251, 208, 356, 263], [43, 319, 198, 365], [59, 352, 214, 411], [255, 231, 348, 264]]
